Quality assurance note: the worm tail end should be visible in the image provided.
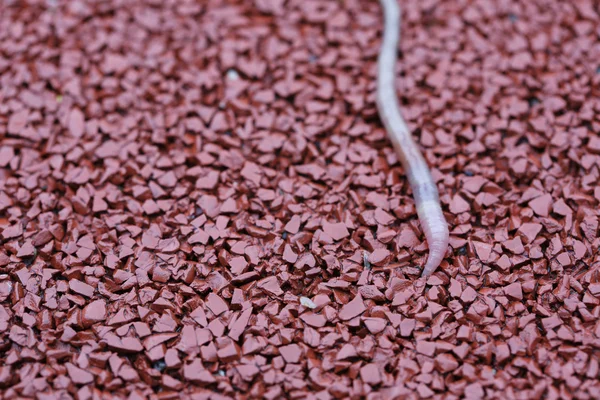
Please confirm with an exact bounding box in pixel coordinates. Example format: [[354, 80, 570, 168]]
[[377, 0, 450, 276], [418, 202, 450, 277]]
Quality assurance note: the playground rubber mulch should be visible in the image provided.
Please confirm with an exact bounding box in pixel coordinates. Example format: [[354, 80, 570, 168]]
[[1, 0, 600, 398]]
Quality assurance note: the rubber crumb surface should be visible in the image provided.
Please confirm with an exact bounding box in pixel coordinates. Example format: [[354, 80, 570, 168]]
[[1, 0, 600, 399]]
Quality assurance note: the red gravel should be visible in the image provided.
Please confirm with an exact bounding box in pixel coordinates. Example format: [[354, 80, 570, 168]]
[[1, 0, 600, 399]]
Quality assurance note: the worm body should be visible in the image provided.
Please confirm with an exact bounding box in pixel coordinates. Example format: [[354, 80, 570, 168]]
[[377, 0, 449, 276]]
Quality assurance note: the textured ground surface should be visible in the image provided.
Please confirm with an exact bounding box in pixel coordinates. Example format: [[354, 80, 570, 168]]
[[1, 0, 600, 399]]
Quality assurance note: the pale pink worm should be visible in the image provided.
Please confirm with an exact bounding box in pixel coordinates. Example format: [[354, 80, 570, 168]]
[[377, 0, 449, 276]]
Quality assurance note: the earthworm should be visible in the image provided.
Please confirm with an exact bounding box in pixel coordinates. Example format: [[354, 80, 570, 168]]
[[376, 0, 449, 276]]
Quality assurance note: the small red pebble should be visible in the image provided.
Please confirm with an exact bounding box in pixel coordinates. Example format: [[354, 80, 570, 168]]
[[362, 317, 387, 334], [552, 199, 572, 216], [66, 363, 94, 385], [279, 344, 302, 364], [416, 341, 436, 357], [68, 108, 85, 138], [528, 193, 552, 217], [449, 194, 471, 214], [256, 276, 283, 296], [368, 248, 391, 266], [300, 312, 327, 328], [449, 279, 463, 297], [336, 344, 357, 360], [322, 221, 350, 241], [338, 294, 366, 321], [69, 279, 95, 298], [360, 363, 382, 385], [588, 284, 600, 295], [228, 256, 248, 275], [183, 360, 216, 384], [504, 282, 523, 300], [472, 241, 492, 262], [81, 299, 107, 327], [284, 215, 301, 234], [517, 222, 542, 243], [435, 353, 459, 373], [283, 244, 298, 263], [7, 109, 29, 135], [206, 293, 229, 316], [374, 208, 395, 225], [556, 252, 572, 267], [16, 240, 35, 258], [503, 237, 524, 254], [460, 286, 478, 303], [399, 318, 416, 337]]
